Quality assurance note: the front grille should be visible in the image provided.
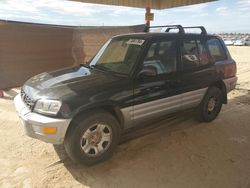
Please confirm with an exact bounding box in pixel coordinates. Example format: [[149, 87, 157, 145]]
[[21, 89, 35, 110]]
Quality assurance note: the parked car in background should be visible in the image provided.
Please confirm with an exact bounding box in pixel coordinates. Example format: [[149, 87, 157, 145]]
[[14, 25, 237, 165], [223, 38, 234, 46], [245, 39, 250, 46], [231, 38, 237, 45], [234, 39, 245, 46]]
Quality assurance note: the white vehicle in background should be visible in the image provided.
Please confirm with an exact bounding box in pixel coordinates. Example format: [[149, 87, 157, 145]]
[[223, 39, 234, 46], [245, 39, 250, 46], [234, 39, 245, 46]]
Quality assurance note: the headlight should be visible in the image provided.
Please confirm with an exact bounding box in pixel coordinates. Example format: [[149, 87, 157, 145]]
[[34, 99, 62, 116]]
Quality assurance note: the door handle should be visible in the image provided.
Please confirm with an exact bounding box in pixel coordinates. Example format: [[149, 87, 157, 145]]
[[144, 88, 152, 92], [176, 80, 181, 84], [141, 88, 153, 94], [166, 80, 181, 84], [142, 86, 159, 94]]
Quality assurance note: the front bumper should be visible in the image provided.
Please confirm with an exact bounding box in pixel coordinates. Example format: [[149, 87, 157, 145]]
[[14, 94, 71, 144]]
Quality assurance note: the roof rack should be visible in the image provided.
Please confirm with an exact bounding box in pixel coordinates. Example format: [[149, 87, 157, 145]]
[[144, 25, 184, 34], [183, 26, 207, 34], [144, 25, 207, 35]]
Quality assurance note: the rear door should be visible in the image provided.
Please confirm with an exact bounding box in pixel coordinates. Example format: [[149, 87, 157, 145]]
[[180, 35, 217, 110], [131, 37, 182, 127]]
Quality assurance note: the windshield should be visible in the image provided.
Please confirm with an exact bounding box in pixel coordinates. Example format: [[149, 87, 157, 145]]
[[89, 38, 145, 75]]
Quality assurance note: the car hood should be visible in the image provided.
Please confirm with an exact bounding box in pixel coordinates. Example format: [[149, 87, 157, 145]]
[[22, 66, 124, 100]]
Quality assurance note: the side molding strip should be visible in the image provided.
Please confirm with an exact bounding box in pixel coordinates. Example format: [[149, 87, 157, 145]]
[[121, 87, 208, 129]]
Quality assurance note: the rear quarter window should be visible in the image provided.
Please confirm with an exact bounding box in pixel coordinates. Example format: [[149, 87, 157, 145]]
[[207, 38, 227, 62], [182, 39, 209, 71]]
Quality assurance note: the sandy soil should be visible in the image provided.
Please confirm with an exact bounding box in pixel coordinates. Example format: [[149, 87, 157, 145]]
[[0, 46, 250, 188]]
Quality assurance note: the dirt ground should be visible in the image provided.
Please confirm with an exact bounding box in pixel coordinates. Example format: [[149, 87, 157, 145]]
[[0, 46, 250, 188]]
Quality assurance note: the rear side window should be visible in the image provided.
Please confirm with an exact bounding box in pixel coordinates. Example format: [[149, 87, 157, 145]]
[[182, 39, 209, 71], [207, 38, 227, 62]]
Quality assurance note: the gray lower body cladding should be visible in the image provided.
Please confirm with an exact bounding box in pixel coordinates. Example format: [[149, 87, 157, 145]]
[[121, 87, 208, 129]]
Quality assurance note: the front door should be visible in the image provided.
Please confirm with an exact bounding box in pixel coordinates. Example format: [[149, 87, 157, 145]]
[[131, 38, 182, 127]]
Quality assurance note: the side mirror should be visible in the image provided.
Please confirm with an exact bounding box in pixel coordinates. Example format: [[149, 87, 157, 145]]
[[138, 66, 157, 77]]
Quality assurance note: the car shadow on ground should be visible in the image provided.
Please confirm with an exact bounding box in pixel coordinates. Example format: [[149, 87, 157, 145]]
[[53, 109, 201, 187]]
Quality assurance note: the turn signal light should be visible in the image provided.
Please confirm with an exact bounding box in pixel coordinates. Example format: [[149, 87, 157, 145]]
[[42, 127, 57, 135]]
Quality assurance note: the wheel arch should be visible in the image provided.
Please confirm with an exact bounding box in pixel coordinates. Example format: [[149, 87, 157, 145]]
[[66, 105, 124, 136], [210, 80, 227, 104]]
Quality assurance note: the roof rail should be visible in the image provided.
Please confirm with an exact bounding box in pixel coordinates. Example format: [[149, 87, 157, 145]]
[[144, 25, 185, 34], [144, 25, 207, 35], [183, 26, 207, 34]]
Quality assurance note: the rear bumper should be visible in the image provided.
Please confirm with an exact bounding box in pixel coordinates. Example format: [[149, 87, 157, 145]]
[[14, 94, 71, 144], [223, 77, 237, 93]]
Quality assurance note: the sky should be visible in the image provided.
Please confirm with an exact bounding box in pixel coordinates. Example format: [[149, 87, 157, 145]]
[[0, 0, 249, 33]]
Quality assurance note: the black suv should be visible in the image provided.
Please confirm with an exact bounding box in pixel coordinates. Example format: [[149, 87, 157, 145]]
[[14, 25, 237, 165]]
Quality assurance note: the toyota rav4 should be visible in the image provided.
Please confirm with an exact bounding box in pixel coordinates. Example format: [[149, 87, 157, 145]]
[[14, 25, 237, 165]]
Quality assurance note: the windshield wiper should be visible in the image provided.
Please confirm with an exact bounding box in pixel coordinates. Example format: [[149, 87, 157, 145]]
[[92, 64, 127, 76], [80, 63, 93, 69], [91, 64, 111, 72], [81, 63, 108, 72]]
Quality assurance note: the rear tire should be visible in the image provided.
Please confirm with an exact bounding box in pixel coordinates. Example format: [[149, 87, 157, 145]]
[[196, 87, 223, 122], [64, 110, 121, 165]]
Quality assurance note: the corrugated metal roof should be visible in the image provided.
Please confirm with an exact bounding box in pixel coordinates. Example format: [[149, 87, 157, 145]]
[[70, 0, 216, 9]]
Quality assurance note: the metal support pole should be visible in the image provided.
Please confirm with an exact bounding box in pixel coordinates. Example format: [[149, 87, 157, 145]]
[[144, 6, 151, 32], [145, 6, 151, 27]]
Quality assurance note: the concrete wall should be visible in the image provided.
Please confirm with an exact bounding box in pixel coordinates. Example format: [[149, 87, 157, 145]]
[[0, 21, 144, 89], [0, 22, 74, 89]]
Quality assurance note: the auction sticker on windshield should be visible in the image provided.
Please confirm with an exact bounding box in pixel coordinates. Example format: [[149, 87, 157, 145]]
[[126, 39, 145, 45]]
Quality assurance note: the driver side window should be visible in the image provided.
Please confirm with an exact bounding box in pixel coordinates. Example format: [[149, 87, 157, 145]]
[[143, 40, 177, 75]]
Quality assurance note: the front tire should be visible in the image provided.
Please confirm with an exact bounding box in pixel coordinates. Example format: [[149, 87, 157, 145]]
[[196, 87, 223, 122], [64, 110, 121, 165]]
